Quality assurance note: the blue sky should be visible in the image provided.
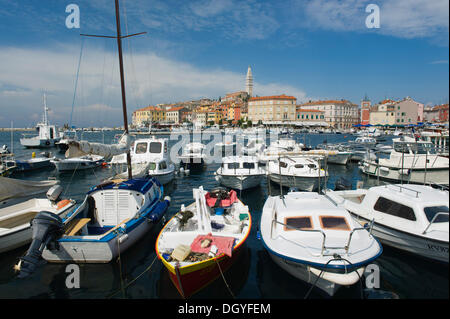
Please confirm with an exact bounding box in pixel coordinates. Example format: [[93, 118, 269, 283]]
[[0, 0, 448, 127]]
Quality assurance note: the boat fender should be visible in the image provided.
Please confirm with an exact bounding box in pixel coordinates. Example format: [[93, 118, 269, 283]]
[[118, 234, 128, 244], [57, 199, 71, 210], [46, 184, 64, 202]]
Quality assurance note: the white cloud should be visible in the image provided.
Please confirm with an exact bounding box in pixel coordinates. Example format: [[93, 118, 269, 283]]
[[291, 0, 448, 41], [0, 45, 310, 127]]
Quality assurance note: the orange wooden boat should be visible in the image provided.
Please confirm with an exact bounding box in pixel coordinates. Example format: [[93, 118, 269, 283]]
[[155, 186, 251, 298]]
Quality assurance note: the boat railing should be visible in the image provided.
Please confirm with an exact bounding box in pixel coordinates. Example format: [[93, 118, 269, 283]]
[[384, 184, 421, 198], [345, 220, 374, 253], [424, 182, 449, 191], [422, 212, 449, 234]]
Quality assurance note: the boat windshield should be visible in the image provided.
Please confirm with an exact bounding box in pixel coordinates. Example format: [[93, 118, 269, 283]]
[[149, 142, 162, 153], [409, 142, 436, 155], [423, 206, 449, 223], [135, 142, 148, 154], [228, 163, 240, 169], [243, 162, 255, 169]]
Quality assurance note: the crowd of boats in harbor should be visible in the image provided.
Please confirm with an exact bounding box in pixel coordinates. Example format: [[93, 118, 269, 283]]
[[1, 122, 448, 297], [1, 0, 448, 299]]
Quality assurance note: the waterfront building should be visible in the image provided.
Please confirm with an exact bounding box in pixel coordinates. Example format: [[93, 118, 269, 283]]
[[132, 106, 165, 126], [248, 94, 297, 123], [297, 99, 359, 129], [166, 106, 188, 124]]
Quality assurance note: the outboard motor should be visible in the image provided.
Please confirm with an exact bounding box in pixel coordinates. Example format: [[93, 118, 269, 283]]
[[15, 211, 64, 278], [334, 177, 352, 191], [46, 185, 63, 203]]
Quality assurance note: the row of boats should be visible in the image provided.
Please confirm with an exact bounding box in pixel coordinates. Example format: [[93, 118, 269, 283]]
[[1, 131, 448, 297]]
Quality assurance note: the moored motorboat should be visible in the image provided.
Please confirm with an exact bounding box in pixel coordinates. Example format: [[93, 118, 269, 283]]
[[51, 155, 105, 172], [156, 186, 251, 298], [260, 191, 382, 296], [326, 184, 449, 263], [16, 177, 170, 276], [215, 156, 265, 190], [267, 156, 327, 191], [0, 184, 76, 253]]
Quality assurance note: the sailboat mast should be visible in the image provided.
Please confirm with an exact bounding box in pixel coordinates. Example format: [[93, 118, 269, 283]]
[[114, 0, 132, 179]]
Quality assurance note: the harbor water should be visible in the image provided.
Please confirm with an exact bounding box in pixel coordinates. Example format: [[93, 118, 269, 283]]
[[0, 130, 448, 299]]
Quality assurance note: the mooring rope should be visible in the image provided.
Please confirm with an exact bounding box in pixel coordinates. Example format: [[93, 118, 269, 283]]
[[213, 254, 235, 298]]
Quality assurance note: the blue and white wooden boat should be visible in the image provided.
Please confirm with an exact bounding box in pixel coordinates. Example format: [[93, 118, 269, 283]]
[[260, 190, 382, 296], [17, 177, 170, 271]]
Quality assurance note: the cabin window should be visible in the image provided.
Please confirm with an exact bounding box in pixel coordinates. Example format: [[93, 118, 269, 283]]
[[159, 161, 167, 170], [424, 206, 449, 223], [135, 142, 148, 154], [243, 162, 255, 169], [393, 143, 409, 153], [148, 163, 156, 170], [284, 216, 313, 231], [149, 142, 162, 153], [228, 163, 239, 169], [307, 164, 316, 169], [294, 164, 304, 168], [319, 216, 351, 231], [279, 161, 288, 168], [373, 197, 416, 221]]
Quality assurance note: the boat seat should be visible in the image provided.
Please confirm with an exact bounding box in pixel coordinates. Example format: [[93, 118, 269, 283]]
[[65, 218, 91, 236]]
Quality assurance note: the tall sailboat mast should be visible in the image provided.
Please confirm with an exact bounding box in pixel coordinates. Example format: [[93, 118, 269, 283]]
[[80, 0, 146, 179], [114, 0, 132, 180]]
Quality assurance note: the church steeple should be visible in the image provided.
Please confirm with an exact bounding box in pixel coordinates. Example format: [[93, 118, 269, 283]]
[[245, 66, 253, 97]]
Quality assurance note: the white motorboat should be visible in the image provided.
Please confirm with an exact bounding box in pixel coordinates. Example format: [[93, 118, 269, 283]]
[[258, 138, 303, 164], [260, 191, 382, 296], [312, 144, 352, 165], [156, 186, 251, 298], [360, 136, 449, 185], [326, 184, 448, 263], [51, 155, 105, 172], [20, 94, 61, 148], [215, 156, 265, 190], [0, 184, 76, 253], [179, 142, 207, 168], [267, 156, 328, 191], [110, 137, 175, 184]]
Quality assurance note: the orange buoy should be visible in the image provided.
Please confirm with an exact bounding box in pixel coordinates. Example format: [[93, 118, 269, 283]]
[[57, 199, 71, 210], [101, 162, 108, 167]]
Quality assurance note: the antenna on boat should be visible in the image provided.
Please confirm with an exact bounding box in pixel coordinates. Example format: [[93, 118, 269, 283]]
[[80, 0, 146, 180]]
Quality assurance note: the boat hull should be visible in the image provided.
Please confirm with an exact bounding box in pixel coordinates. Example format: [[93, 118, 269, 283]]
[[351, 213, 449, 263], [166, 243, 246, 298], [20, 138, 60, 148], [15, 158, 53, 172], [151, 171, 175, 185], [53, 158, 104, 172], [0, 202, 75, 254], [360, 162, 449, 185], [267, 251, 364, 296], [216, 174, 263, 190], [269, 173, 324, 191]]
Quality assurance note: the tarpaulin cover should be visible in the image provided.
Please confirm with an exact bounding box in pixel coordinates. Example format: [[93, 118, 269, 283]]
[[190, 233, 235, 257]]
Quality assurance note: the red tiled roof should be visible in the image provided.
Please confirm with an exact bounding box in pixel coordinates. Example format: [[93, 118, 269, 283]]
[[299, 99, 350, 106], [134, 106, 163, 112], [249, 94, 296, 101], [296, 108, 324, 112]]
